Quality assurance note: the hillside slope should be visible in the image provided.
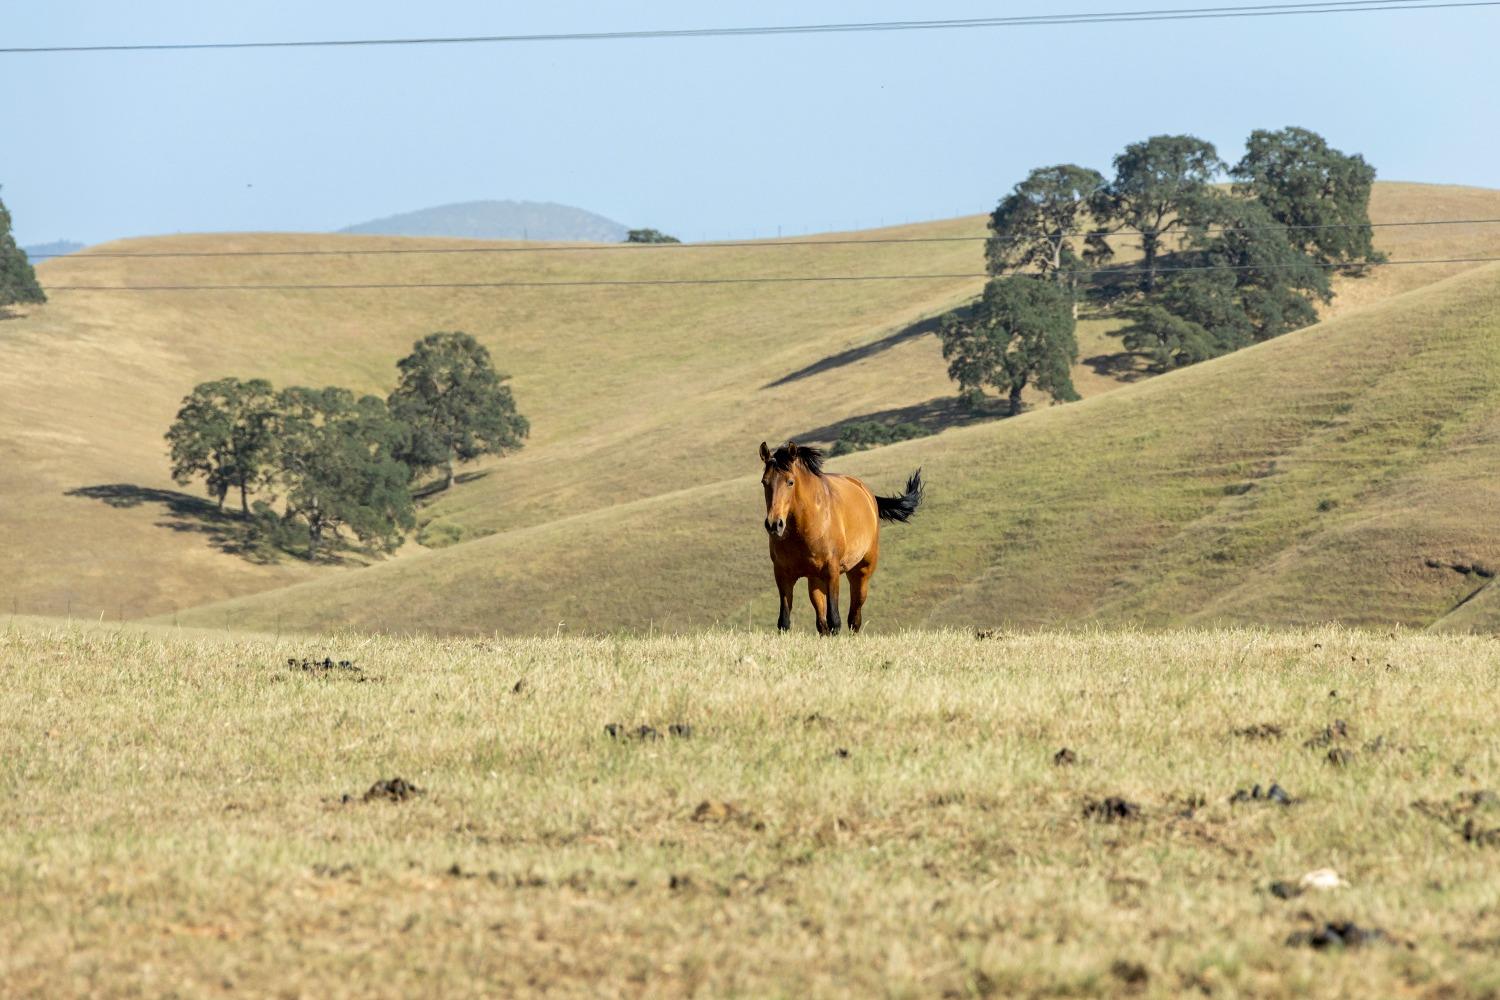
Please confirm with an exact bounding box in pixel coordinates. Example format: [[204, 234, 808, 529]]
[[6, 183, 1499, 627], [169, 253, 1500, 635], [1, 217, 987, 619]]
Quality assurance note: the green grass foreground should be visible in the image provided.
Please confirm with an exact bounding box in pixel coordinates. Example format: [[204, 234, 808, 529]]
[[3, 619, 1499, 997]]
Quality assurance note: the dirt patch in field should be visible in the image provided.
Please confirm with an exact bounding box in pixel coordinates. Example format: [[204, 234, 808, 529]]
[[1414, 790, 1500, 845], [1084, 796, 1141, 822], [605, 722, 693, 742], [1109, 960, 1150, 990], [1053, 747, 1078, 766], [690, 800, 763, 830], [1231, 723, 1284, 740], [287, 655, 373, 682], [345, 777, 424, 804], [1285, 921, 1403, 949], [1303, 719, 1351, 749], [1229, 782, 1295, 805]]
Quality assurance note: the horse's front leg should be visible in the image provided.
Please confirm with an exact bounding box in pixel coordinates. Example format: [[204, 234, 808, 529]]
[[808, 567, 841, 636], [774, 564, 796, 632]]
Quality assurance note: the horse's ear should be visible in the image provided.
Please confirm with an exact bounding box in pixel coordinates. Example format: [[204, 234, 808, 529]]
[[786, 440, 799, 457], [758, 441, 771, 463]]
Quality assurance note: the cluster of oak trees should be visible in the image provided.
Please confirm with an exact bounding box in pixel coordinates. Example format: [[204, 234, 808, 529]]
[[165, 332, 527, 559], [939, 127, 1384, 412]]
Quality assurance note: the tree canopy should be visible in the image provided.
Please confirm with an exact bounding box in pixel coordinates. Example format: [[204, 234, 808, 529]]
[[625, 228, 681, 244], [939, 276, 1079, 414], [1233, 126, 1383, 268], [165, 378, 279, 514], [1119, 194, 1329, 369], [1094, 135, 1224, 291], [387, 331, 529, 490], [274, 387, 415, 560], [0, 193, 45, 309], [985, 164, 1112, 298]]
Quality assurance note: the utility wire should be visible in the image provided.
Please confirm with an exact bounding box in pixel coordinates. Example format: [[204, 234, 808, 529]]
[[40, 255, 1500, 291], [3, 1, 1495, 55], [28, 217, 1500, 260]]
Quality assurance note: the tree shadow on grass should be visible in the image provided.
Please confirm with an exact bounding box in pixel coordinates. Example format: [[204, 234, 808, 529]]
[[1082, 349, 1153, 382], [791, 395, 1009, 446], [763, 308, 969, 389], [64, 483, 293, 565]]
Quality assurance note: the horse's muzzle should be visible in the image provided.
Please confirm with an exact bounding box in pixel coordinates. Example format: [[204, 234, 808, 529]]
[[765, 516, 787, 538]]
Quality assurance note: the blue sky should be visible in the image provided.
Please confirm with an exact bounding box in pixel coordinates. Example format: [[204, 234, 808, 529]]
[[5, 1, 1499, 245]]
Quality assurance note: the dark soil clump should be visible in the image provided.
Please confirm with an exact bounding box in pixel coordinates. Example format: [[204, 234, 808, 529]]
[[1303, 720, 1350, 749], [1286, 921, 1394, 949], [1084, 796, 1141, 822], [1109, 960, 1150, 988], [287, 656, 362, 677], [358, 777, 423, 803], [1231, 723, 1284, 740], [605, 722, 691, 742], [1229, 782, 1295, 806], [1053, 747, 1078, 766], [1416, 790, 1500, 845], [1326, 748, 1355, 767]]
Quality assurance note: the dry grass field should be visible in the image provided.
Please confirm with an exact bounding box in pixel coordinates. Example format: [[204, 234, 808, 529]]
[[3, 618, 1499, 998], [5, 183, 1500, 634]]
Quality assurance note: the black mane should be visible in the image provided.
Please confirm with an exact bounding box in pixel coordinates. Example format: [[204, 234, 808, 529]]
[[768, 442, 825, 477]]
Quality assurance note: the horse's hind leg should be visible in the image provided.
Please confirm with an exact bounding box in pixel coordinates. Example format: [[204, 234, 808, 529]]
[[847, 561, 873, 634]]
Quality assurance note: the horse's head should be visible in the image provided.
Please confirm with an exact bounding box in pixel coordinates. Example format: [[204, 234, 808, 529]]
[[759, 440, 822, 539]]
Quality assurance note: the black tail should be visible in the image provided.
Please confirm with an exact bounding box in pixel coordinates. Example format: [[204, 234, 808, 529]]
[[875, 468, 924, 523]]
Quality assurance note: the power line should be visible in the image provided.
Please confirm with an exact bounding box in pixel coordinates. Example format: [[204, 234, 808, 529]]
[[4, 1, 1495, 55], [40, 255, 1500, 292], [28, 217, 1500, 261]]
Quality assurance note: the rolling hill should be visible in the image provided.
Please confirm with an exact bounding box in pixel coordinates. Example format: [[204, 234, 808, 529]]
[[165, 248, 1500, 635], [338, 200, 628, 242], [5, 183, 1500, 632]]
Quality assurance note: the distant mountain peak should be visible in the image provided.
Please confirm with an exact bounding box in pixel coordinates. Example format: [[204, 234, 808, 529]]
[[22, 240, 86, 260], [338, 200, 628, 242]]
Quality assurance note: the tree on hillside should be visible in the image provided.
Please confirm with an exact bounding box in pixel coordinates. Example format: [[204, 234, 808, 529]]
[[938, 276, 1079, 414], [1119, 195, 1329, 369], [1232, 126, 1384, 268], [985, 164, 1113, 304], [1094, 135, 1225, 292], [387, 331, 529, 490], [274, 387, 415, 559], [0, 192, 45, 309], [165, 377, 278, 514], [625, 228, 681, 244]]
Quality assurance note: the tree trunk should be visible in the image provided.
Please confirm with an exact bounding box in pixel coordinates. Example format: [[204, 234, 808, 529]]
[[1009, 382, 1025, 416], [1142, 233, 1158, 292], [239, 483, 249, 517], [443, 459, 455, 491], [216, 485, 227, 512], [308, 522, 320, 561]]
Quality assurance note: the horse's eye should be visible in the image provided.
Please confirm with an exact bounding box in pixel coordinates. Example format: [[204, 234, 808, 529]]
[[786, 479, 794, 487]]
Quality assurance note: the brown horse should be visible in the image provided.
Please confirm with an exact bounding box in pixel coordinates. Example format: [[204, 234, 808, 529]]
[[760, 440, 923, 635]]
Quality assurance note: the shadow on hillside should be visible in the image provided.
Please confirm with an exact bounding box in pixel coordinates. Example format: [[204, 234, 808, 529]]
[[764, 308, 968, 389], [64, 483, 285, 565], [792, 395, 1007, 446], [1082, 349, 1153, 382]]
